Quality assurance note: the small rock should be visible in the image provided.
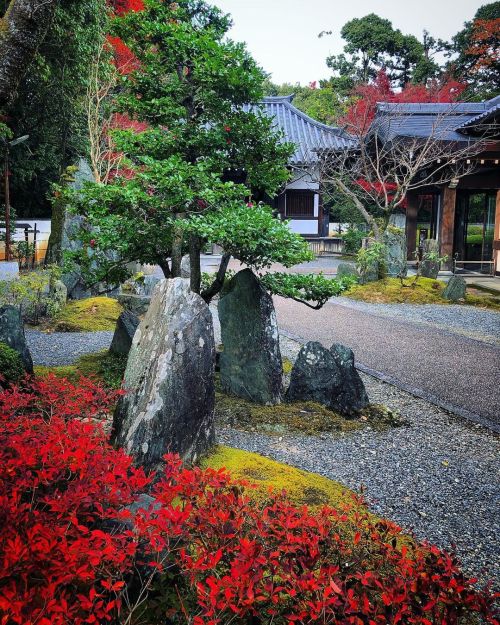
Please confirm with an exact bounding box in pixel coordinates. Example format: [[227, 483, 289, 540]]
[[442, 276, 466, 302], [0, 305, 33, 373], [109, 310, 140, 357]]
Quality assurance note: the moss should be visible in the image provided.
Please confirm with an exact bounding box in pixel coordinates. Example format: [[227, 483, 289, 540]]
[[346, 277, 500, 310], [0, 342, 25, 386], [46, 297, 123, 332], [215, 393, 364, 436], [35, 350, 127, 389], [282, 357, 293, 375], [201, 446, 363, 511], [215, 388, 403, 436]]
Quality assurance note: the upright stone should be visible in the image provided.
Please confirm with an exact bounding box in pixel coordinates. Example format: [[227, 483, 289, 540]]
[[218, 269, 282, 405], [443, 275, 467, 302], [286, 341, 368, 416], [112, 278, 215, 471], [336, 262, 358, 281], [383, 228, 407, 278], [0, 305, 33, 373], [109, 310, 140, 357], [420, 239, 440, 279]]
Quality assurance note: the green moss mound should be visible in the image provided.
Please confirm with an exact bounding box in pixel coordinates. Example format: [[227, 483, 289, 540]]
[[50, 297, 123, 332], [346, 277, 500, 310], [202, 446, 362, 510], [35, 350, 127, 389], [0, 342, 25, 387], [215, 390, 403, 436]]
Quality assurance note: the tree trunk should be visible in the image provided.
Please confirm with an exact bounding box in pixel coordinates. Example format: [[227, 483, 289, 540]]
[[158, 257, 172, 279], [0, 0, 59, 109], [201, 252, 231, 304], [170, 213, 185, 277], [189, 234, 202, 294]]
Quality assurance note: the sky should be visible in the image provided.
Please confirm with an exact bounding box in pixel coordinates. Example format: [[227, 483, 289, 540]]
[[214, 0, 484, 85]]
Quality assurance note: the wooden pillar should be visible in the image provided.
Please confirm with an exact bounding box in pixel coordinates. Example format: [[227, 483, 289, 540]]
[[494, 190, 500, 275], [440, 186, 456, 270], [405, 191, 418, 260]]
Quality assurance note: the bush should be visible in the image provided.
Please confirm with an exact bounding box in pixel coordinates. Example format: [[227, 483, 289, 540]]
[[342, 228, 365, 254], [0, 265, 63, 323], [0, 342, 24, 388], [0, 378, 497, 625], [0, 375, 148, 624]]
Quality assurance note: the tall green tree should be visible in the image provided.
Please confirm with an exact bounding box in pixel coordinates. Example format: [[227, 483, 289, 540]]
[[322, 14, 441, 91], [4, 0, 108, 216], [71, 0, 349, 308]]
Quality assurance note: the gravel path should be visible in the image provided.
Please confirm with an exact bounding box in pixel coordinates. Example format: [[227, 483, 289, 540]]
[[273, 296, 500, 428], [335, 298, 500, 346], [26, 330, 113, 366], [220, 336, 500, 588]]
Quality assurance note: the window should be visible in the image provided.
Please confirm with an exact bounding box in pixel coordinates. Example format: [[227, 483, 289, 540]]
[[286, 191, 315, 218]]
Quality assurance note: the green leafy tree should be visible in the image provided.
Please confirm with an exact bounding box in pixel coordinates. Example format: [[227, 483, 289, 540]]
[[71, 0, 346, 308], [4, 0, 108, 216], [322, 14, 441, 90]]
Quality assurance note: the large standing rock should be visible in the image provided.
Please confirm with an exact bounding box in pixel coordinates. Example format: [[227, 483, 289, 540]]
[[443, 275, 467, 302], [420, 239, 440, 279], [286, 341, 368, 416], [218, 269, 282, 405], [112, 278, 215, 471], [336, 262, 358, 281], [383, 228, 407, 278], [109, 310, 140, 357], [0, 305, 33, 373]]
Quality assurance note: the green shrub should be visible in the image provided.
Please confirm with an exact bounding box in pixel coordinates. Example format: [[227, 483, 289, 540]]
[[342, 228, 365, 254], [0, 266, 63, 323], [0, 342, 25, 387]]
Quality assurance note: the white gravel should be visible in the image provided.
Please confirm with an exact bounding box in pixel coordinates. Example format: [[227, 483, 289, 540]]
[[26, 330, 113, 365]]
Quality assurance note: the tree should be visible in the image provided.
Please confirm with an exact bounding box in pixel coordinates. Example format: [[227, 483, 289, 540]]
[[0, 0, 59, 109], [322, 14, 438, 90], [4, 0, 109, 216], [319, 104, 489, 239], [70, 0, 349, 308], [263, 80, 349, 125], [449, 2, 500, 99]]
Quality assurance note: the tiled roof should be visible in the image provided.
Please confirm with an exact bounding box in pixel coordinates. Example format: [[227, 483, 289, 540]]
[[373, 97, 500, 142], [455, 96, 500, 131], [245, 96, 355, 164]]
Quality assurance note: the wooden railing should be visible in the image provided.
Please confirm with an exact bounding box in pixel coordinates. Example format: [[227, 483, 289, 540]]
[[305, 237, 345, 255]]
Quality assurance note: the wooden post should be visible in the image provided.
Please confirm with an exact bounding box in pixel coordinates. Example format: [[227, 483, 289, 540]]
[[405, 191, 418, 260], [494, 190, 500, 275], [440, 186, 456, 270]]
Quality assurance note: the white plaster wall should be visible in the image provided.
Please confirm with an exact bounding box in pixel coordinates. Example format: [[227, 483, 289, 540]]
[[288, 220, 319, 235]]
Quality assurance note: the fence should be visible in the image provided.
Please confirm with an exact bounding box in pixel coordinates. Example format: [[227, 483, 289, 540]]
[[305, 237, 345, 255]]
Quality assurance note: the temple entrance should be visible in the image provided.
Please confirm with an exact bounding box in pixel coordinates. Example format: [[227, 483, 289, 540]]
[[454, 191, 495, 273]]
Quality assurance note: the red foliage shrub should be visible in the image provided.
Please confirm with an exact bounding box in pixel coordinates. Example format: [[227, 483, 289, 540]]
[[0, 378, 497, 625], [0, 375, 149, 624], [140, 455, 499, 625]]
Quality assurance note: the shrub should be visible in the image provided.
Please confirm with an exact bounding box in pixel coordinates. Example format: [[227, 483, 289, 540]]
[[0, 379, 497, 625], [0, 375, 148, 624], [342, 228, 365, 254], [0, 342, 24, 388]]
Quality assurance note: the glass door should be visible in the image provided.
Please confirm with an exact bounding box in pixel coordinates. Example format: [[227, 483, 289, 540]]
[[454, 191, 495, 273]]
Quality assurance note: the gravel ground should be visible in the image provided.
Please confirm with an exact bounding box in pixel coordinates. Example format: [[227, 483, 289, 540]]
[[26, 330, 113, 366], [220, 336, 500, 588], [336, 298, 500, 345]]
